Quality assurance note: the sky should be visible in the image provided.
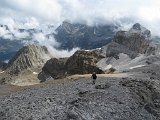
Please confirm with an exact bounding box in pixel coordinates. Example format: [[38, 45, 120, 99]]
[[0, 0, 159, 26], [0, 0, 160, 35]]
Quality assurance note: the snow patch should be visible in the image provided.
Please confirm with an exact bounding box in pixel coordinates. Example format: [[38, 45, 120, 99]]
[[33, 72, 38, 75], [0, 71, 5, 74], [129, 65, 145, 69]]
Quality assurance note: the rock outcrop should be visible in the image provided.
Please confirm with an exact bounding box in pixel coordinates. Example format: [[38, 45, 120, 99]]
[[39, 50, 104, 81], [113, 23, 151, 54], [65, 50, 105, 74], [38, 58, 68, 80], [5, 45, 53, 75], [104, 42, 137, 59]]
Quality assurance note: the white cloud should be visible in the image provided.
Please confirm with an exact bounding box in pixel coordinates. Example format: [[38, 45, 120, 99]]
[[0, 0, 158, 23], [0, 27, 9, 37], [0, 0, 160, 36], [1, 0, 160, 59], [14, 32, 29, 39], [47, 46, 80, 58], [32, 33, 79, 58], [33, 33, 60, 47]]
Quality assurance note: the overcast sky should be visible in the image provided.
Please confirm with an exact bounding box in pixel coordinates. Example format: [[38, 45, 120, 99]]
[[0, 0, 160, 35]]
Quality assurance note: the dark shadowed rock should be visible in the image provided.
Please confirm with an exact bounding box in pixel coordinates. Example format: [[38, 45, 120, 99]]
[[54, 21, 119, 50], [38, 58, 68, 80]]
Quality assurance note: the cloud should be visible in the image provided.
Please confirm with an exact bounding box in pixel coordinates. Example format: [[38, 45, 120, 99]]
[[33, 33, 60, 48], [47, 46, 79, 58], [0, 0, 160, 32], [32, 33, 79, 58], [0, 0, 160, 37]]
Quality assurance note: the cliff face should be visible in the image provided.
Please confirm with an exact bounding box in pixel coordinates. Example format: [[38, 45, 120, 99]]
[[5, 45, 53, 75], [65, 50, 104, 75], [104, 42, 137, 59], [113, 23, 151, 54], [38, 58, 68, 80]]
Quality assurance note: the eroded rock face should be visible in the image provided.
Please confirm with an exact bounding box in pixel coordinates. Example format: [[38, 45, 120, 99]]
[[104, 42, 137, 59], [38, 58, 68, 80], [5, 45, 53, 75], [39, 50, 104, 80], [113, 23, 151, 54], [65, 50, 104, 75]]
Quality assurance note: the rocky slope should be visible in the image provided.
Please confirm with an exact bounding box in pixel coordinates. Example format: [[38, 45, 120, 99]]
[[104, 42, 137, 59], [96, 23, 160, 73], [5, 45, 53, 75], [38, 50, 105, 81], [1, 64, 160, 119]]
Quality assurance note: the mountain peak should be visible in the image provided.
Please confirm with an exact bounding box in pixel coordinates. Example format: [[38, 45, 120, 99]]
[[0, 24, 9, 31], [132, 23, 141, 30], [129, 23, 151, 38], [5, 44, 53, 75]]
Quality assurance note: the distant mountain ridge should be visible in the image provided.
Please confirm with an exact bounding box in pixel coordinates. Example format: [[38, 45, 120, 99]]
[[54, 21, 119, 50], [1, 21, 160, 63], [0, 22, 119, 61]]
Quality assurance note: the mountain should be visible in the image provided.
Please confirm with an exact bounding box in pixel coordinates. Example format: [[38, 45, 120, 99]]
[[0, 25, 43, 61], [97, 23, 160, 73], [0, 22, 119, 61], [113, 23, 151, 54], [5, 45, 53, 75], [1, 23, 160, 120], [38, 49, 104, 81], [54, 21, 119, 50], [39, 23, 156, 81]]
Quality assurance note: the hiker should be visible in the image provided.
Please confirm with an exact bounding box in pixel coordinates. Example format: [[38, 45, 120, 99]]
[[91, 72, 97, 84]]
